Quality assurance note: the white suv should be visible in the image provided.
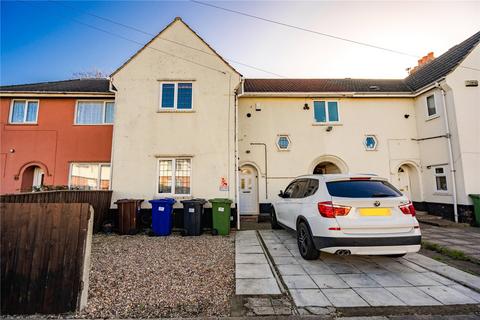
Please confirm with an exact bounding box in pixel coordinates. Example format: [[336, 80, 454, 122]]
[[271, 174, 421, 260]]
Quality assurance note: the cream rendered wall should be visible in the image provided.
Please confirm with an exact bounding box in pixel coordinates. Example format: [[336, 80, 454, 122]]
[[238, 96, 421, 204], [445, 44, 480, 205], [110, 19, 241, 208]]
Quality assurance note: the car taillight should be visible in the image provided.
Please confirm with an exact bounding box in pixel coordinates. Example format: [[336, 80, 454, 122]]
[[317, 201, 351, 218], [399, 201, 416, 217]]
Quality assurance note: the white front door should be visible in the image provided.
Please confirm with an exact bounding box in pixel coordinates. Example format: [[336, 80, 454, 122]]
[[397, 167, 411, 199], [239, 166, 258, 215]]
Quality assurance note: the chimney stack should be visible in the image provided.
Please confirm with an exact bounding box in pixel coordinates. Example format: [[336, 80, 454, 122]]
[[408, 52, 435, 74]]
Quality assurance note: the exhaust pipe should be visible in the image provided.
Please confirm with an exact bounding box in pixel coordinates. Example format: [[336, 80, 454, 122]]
[[335, 250, 351, 256]]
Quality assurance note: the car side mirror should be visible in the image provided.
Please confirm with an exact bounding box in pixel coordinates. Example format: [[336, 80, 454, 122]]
[[278, 190, 284, 198]]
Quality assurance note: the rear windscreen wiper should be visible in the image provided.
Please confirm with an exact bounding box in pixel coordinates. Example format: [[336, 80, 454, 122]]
[[371, 193, 392, 197]]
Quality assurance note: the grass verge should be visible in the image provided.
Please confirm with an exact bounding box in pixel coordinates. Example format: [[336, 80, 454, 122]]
[[422, 240, 477, 263]]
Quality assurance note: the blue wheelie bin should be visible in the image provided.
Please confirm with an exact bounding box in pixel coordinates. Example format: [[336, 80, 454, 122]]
[[149, 198, 176, 236]]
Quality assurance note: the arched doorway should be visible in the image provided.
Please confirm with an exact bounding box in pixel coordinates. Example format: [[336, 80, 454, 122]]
[[239, 165, 258, 215], [313, 162, 342, 174], [21, 165, 44, 192], [395, 163, 421, 201]]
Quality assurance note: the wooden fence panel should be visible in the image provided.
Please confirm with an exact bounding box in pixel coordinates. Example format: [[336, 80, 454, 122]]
[[1, 203, 92, 314], [0, 190, 111, 232]]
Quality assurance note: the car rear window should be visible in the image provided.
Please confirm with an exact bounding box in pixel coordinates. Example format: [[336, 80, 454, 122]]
[[326, 180, 402, 198]]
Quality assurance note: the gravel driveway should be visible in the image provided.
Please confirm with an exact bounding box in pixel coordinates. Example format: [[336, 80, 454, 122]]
[[80, 234, 235, 318]]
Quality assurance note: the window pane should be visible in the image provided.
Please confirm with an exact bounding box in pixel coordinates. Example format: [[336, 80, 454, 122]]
[[314, 101, 326, 122], [436, 176, 448, 191], [70, 164, 99, 190], [161, 84, 175, 108], [327, 101, 339, 122], [177, 83, 192, 109], [104, 102, 114, 124], [77, 102, 104, 124], [158, 160, 173, 193], [11, 101, 25, 123], [175, 159, 191, 194], [435, 168, 444, 174], [100, 165, 111, 190], [427, 95, 436, 116], [278, 136, 289, 149], [326, 180, 402, 198], [26, 101, 38, 122]]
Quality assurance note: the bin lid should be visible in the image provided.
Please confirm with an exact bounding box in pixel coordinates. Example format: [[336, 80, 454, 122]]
[[115, 199, 144, 204], [209, 198, 233, 204], [149, 198, 176, 204], [181, 198, 206, 204], [469, 194, 480, 200]]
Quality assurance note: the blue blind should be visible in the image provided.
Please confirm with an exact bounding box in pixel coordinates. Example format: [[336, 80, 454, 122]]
[[314, 101, 326, 122], [26, 101, 38, 122], [11, 101, 26, 123], [327, 102, 339, 122], [177, 83, 192, 109], [161, 84, 175, 108]]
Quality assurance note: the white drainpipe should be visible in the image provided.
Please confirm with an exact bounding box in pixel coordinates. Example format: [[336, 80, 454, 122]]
[[235, 80, 244, 230], [438, 82, 458, 223]]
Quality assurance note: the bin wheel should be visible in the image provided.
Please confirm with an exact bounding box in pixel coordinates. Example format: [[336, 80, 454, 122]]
[[211, 229, 218, 236]]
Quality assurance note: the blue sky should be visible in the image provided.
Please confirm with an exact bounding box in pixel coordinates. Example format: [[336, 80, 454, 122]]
[[1, 1, 479, 85]]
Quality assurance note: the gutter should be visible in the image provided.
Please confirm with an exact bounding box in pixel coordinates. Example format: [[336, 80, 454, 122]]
[[0, 91, 114, 98], [437, 81, 459, 223]]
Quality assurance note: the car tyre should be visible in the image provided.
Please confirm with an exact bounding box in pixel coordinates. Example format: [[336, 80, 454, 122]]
[[297, 222, 320, 260], [270, 207, 282, 230]]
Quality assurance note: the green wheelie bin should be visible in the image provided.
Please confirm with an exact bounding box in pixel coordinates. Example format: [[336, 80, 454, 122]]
[[469, 194, 480, 226], [209, 198, 232, 235]]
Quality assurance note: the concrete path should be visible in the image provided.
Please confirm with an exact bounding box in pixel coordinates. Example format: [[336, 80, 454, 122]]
[[259, 229, 480, 308], [235, 230, 281, 295], [421, 223, 480, 262]]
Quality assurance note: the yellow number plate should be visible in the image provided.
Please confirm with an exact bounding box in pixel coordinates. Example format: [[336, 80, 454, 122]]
[[359, 208, 391, 216]]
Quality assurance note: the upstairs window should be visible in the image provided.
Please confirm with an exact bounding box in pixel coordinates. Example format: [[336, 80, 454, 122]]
[[76, 101, 114, 125], [426, 95, 437, 117], [434, 167, 448, 191], [314, 101, 339, 123], [160, 82, 193, 110], [10, 100, 38, 124]]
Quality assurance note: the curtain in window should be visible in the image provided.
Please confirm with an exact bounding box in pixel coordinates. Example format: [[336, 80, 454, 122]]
[[161, 84, 175, 108], [100, 165, 111, 190], [158, 160, 173, 193], [70, 164, 99, 190], [11, 101, 25, 123], [77, 102, 103, 124], [175, 159, 191, 194], [327, 102, 339, 122], [177, 83, 192, 109], [314, 101, 326, 122], [104, 102, 114, 123], [26, 101, 38, 122]]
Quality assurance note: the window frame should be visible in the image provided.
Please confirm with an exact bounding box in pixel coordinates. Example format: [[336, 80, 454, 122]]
[[425, 94, 438, 120], [156, 158, 192, 196], [68, 162, 111, 190], [434, 167, 448, 193], [364, 135, 378, 151], [158, 82, 194, 111], [313, 100, 340, 124], [9, 99, 39, 124], [74, 100, 115, 125], [276, 134, 292, 151]]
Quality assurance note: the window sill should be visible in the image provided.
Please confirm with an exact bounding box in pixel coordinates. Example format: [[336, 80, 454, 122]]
[[7, 123, 38, 126], [73, 123, 113, 126], [157, 109, 195, 113], [433, 192, 451, 196], [312, 122, 343, 126], [425, 115, 440, 122]]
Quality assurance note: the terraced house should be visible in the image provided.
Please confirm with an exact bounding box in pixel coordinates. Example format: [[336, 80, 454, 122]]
[[1, 18, 478, 223]]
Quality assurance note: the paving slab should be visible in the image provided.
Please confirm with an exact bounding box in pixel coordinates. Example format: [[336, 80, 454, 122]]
[[354, 287, 405, 306], [236, 278, 281, 295], [448, 284, 480, 303], [236, 263, 273, 279], [278, 264, 307, 276], [322, 288, 369, 307], [236, 245, 264, 254], [339, 274, 381, 288], [272, 256, 299, 265], [236, 253, 268, 264], [368, 272, 411, 287], [289, 289, 331, 307], [311, 274, 349, 289], [398, 271, 442, 286], [386, 286, 442, 306], [417, 286, 477, 305], [282, 275, 318, 289]]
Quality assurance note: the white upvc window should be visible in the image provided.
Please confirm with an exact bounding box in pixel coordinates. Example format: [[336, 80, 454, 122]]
[[75, 101, 114, 125], [313, 101, 340, 123], [426, 94, 437, 118], [9, 100, 39, 124], [434, 167, 448, 192], [159, 82, 193, 110], [69, 163, 111, 190], [157, 158, 192, 195]]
